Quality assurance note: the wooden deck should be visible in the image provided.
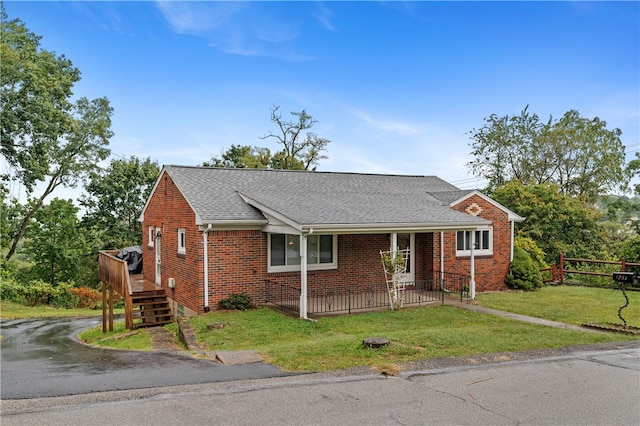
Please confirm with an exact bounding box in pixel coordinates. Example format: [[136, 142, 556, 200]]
[[129, 274, 161, 293], [99, 251, 172, 331]]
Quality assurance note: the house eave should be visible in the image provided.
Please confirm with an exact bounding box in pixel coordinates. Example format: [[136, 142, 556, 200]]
[[297, 221, 491, 235], [198, 220, 491, 234], [198, 220, 268, 231]]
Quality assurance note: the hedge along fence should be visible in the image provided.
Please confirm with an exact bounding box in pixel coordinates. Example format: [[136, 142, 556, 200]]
[[541, 254, 640, 289]]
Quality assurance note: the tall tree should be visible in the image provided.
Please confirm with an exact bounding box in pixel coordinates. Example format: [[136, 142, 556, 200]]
[[80, 156, 160, 249], [625, 151, 640, 196], [260, 105, 330, 171], [468, 106, 626, 201], [1, 9, 113, 260], [23, 198, 86, 286], [203, 144, 271, 168], [492, 181, 607, 264]]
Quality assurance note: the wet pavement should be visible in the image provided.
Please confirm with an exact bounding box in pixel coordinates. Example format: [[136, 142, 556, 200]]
[[0, 316, 291, 400]]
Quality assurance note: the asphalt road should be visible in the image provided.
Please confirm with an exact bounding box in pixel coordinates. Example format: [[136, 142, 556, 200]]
[[0, 316, 290, 399], [2, 344, 639, 425]]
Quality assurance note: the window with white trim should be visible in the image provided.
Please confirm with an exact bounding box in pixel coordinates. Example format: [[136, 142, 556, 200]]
[[148, 226, 154, 247], [268, 234, 337, 272], [177, 229, 186, 255], [456, 228, 493, 256]]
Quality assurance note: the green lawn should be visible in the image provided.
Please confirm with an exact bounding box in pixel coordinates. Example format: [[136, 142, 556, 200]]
[[4, 286, 639, 374], [0, 300, 124, 319], [78, 320, 153, 351], [189, 301, 638, 372], [476, 285, 640, 326]]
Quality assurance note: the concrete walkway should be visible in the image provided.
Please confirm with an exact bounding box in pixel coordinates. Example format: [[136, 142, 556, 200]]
[[445, 298, 604, 333]]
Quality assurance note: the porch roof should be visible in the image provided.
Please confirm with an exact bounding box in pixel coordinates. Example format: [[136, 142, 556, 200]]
[[154, 165, 491, 232]]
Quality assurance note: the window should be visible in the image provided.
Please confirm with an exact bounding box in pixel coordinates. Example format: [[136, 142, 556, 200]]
[[456, 228, 493, 256], [177, 229, 186, 255], [268, 234, 337, 272], [148, 226, 154, 248]]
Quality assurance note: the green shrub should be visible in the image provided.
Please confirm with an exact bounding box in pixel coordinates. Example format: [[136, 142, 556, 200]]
[[0, 277, 25, 303], [49, 282, 77, 308], [21, 279, 57, 306], [506, 246, 543, 291], [218, 292, 253, 310], [514, 235, 548, 268]]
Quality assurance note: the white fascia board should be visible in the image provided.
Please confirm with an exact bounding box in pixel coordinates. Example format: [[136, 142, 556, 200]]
[[451, 190, 525, 222], [197, 220, 267, 232], [301, 220, 491, 235], [237, 192, 303, 232]]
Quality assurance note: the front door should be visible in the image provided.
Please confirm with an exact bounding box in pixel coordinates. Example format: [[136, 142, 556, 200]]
[[155, 228, 161, 285], [396, 233, 415, 283]]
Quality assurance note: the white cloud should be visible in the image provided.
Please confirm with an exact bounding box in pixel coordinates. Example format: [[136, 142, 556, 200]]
[[155, 1, 315, 61], [350, 109, 421, 137], [155, 1, 244, 34], [313, 3, 336, 32]]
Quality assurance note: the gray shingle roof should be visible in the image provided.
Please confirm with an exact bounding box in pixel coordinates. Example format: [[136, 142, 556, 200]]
[[427, 190, 475, 205], [162, 165, 490, 230]]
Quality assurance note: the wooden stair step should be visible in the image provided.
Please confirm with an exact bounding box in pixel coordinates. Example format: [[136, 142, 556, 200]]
[[132, 296, 167, 302], [132, 319, 173, 329], [133, 301, 169, 308]]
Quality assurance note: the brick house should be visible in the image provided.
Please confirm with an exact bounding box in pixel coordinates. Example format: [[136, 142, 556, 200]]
[[139, 166, 524, 318]]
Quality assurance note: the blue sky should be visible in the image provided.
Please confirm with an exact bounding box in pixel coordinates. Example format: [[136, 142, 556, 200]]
[[4, 1, 639, 192]]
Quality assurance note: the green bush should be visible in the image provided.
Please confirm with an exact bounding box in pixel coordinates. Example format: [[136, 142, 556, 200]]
[[0, 277, 25, 303], [49, 282, 78, 309], [514, 235, 548, 268], [18, 279, 57, 306], [506, 246, 543, 291], [218, 293, 253, 310]]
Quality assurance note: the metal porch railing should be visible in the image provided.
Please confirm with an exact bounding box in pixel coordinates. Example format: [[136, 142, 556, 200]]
[[264, 271, 470, 316]]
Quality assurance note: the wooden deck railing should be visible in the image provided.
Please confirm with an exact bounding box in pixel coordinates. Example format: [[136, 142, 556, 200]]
[[99, 250, 134, 331]]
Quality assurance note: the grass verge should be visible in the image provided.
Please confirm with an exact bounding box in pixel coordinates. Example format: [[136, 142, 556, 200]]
[[189, 303, 639, 372], [78, 321, 153, 351], [475, 285, 640, 326], [6, 286, 639, 371], [0, 300, 124, 319]]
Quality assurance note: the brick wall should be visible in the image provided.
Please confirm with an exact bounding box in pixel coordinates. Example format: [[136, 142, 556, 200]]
[[439, 194, 512, 292], [267, 234, 391, 296], [206, 229, 266, 308], [142, 172, 204, 312]]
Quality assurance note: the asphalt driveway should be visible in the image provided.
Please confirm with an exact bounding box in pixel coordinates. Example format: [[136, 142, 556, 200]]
[[0, 316, 290, 400]]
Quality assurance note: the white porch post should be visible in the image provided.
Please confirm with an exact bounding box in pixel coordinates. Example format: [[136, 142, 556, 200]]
[[300, 234, 308, 319], [391, 232, 398, 253], [470, 230, 476, 300]]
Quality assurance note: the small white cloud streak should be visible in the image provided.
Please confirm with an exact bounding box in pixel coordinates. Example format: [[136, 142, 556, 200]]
[[351, 109, 421, 137], [313, 3, 336, 32], [155, 1, 244, 34]]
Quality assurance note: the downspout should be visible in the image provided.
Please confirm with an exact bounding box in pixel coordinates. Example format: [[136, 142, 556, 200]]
[[510, 221, 515, 262], [470, 230, 476, 300], [202, 224, 212, 312]]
